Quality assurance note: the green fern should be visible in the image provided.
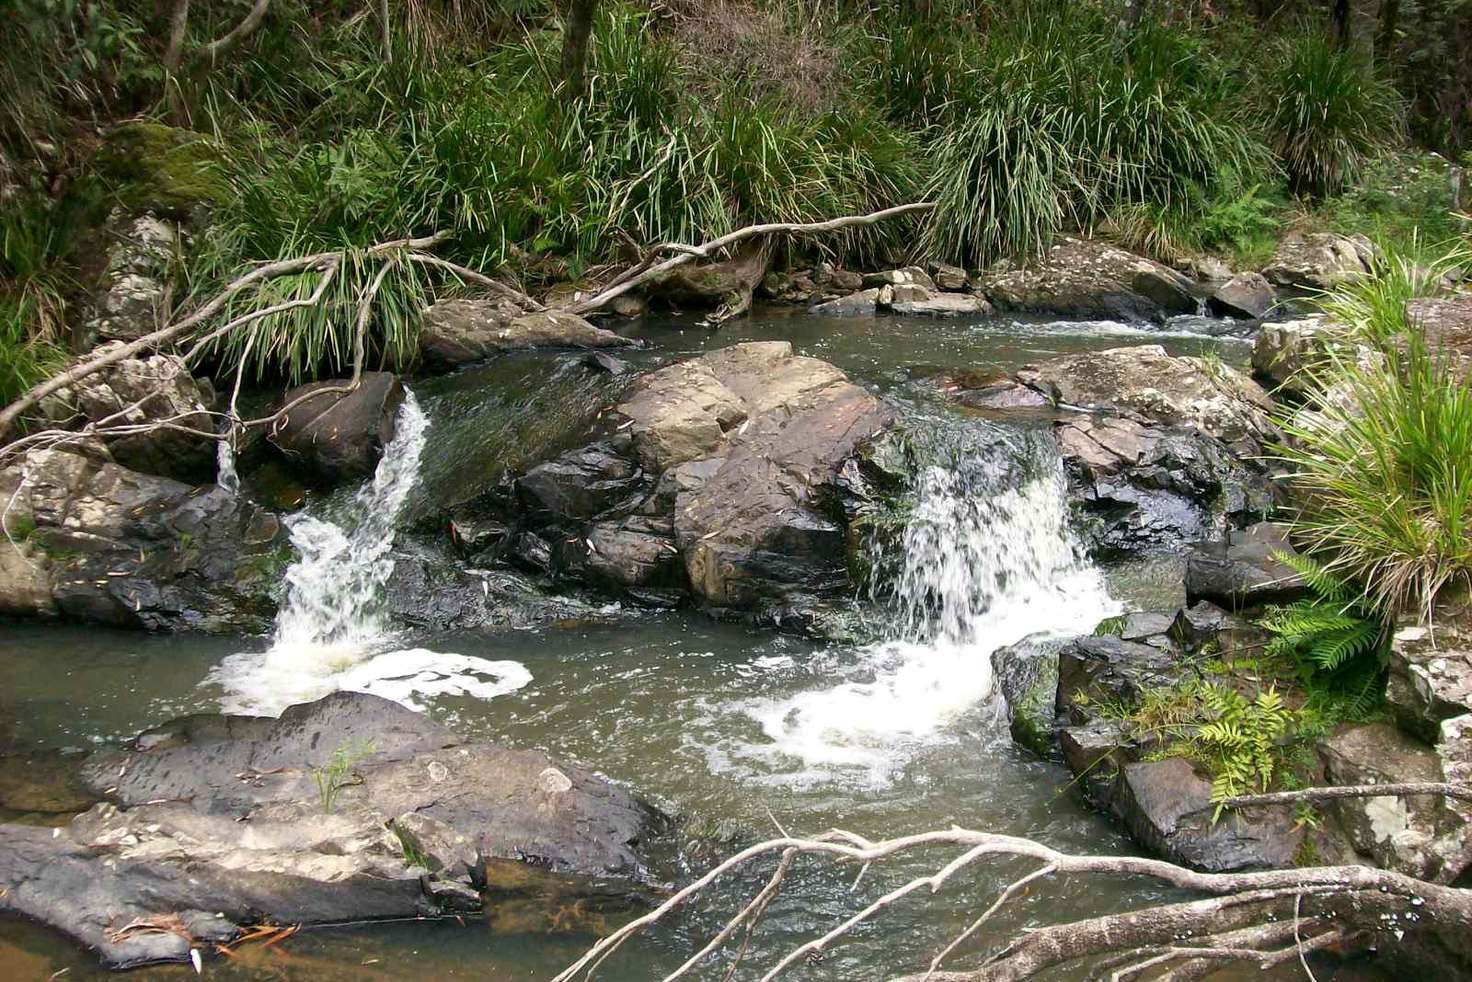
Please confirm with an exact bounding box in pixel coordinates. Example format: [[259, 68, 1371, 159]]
[[1259, 552, 1388, 680]]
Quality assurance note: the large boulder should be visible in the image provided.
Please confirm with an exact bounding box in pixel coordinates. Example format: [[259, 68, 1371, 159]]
[[1250, 314, 1344, 394], [1185, 522, 1308, 610], [0, 449, 284, 631], [1318, 722, 1472, 883], [1261, 231, 1376, 291], [1058, 415, 1273, 556], [1115, 758, 1303, 871], [268, 372, 404, 484], [41, 341, 217, 484], [473, 342, 896, 623], [1017, 346, 1276, 453], [1056, 635, 1180, 723], [418, 299, 634, 371], [0, 692, 672, 969], [1208, 271, 1276, 319], [972, 237, 1197, 323]]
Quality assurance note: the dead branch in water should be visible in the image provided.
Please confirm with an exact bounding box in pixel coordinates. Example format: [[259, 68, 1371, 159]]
[[556, 825, 1472, 982], [565, 202, 937, 316]]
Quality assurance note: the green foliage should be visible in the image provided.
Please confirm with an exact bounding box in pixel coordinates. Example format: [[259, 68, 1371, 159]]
[[311, 739, 376, 815], [1277, 268, 1472, 616], [1262, 33, 1404, 197], [1306, 152, 1467, 259], [1260, 552, 1388, 689]]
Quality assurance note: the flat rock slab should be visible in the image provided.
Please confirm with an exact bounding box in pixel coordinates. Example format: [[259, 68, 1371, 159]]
[[0, 691, 669, 969], [890, 294, 992, 317], [973, 237, 1196, 323]]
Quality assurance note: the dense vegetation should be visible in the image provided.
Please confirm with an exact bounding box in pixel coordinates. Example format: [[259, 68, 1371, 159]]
[[2, 0, 1468, 388]]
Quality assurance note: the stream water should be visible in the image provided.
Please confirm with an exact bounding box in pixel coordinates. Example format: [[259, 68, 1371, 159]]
[[0, 310, 1319, 981]]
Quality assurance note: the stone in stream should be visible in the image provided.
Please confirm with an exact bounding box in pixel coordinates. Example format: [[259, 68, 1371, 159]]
[[970, 236, 1197, 323], [863, 265, 935, 290], [811, 287, 881, 316], [889, 293, 993, 317], [418, 298, 635, 372], [0, 691, 673, 970], [268, 371, 405, 485], [926, 261, 970, 291], [0, 448, 285, 631], [1207, 271, 1277, 319]]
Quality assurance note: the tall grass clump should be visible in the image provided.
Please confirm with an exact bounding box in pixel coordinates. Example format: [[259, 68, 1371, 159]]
[[1263, 33, 1403, 198], [1277, 275, 1472, 619]]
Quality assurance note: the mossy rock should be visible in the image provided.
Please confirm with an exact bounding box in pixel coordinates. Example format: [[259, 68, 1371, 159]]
[[94, 122, 227, 217]]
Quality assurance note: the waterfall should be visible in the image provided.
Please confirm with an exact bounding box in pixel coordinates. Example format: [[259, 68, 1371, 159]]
[[209, 389, 531, 715], [736, 422, 1118, 784], [216, 436, 239, 495]]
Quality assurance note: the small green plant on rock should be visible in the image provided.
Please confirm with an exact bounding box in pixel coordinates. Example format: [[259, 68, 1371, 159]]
[[1259, 553, 1388, 687], [311, 739, 376, 815]]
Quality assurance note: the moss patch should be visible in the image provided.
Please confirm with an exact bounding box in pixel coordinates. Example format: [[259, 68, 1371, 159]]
[[94, 122, 228, 217]]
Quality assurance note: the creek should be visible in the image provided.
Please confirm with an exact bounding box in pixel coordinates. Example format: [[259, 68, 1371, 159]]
[[0, 309, 1283, 980]]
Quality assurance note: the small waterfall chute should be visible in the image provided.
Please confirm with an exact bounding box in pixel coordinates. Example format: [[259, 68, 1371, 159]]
[[209, 390, 530, 715], [733, 414, 1118, 784]]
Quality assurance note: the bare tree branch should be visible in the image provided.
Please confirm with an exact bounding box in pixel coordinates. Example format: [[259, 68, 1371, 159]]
[[565, 202, 937, 316], [1220, 783, 1472, 809], [189, 0, 272, 67]]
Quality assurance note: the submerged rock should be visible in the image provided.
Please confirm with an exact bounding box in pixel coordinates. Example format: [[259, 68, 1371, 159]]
[[268, 371, 404, 484], [811, 287, 881, 316], [418, 299, 634, 371], [0, 449, 284, 631], [972, 237, 1197, 323], [0, 692, 672, 970]]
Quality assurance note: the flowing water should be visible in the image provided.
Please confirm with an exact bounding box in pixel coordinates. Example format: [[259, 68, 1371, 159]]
[[0, 310, 1317, 980]]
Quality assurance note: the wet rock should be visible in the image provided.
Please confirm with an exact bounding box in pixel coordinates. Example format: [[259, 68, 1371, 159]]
[[652, 243, 769, 322], [1056, 635, 1179, 723], [41, 341, 216, 484], [82, 213, 181, 343], [953, 379, 1050, 410], [583, 517, 685, 591], [814, 263, 864, 293], [0, 692, 671, 970], [1250, 314, 1343, 394], [992, 636, 1064, 755], [516, 443, 644, 522], [760, 269, 822, 305], [0, 449, 285, 632], [973, 237, 1196, 323], [1059, 719, 1133, 807], [268, 372, 404, 485], [0, 751, 98, 814], [1208, 271, 1276, 319], [386, 543, 599, 630], [1057, 415, 1273, 556], [927, 261, 969, 291], [419, 301, 635, 371], [889, 293, 992, 317], [610, 294, 647, 318], [1261, 231, 1376, 290], [811, 287, 881, 316], [1319, 722, 1472, 883], [1115, 758, 1302, 871], [1018, 345, 1276, 452], [1388, 610, 1472, 744], [1185, 522, 1307, 609]]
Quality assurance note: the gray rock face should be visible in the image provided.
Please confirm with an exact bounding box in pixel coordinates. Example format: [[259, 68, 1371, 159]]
[[1250, 314, 1343, 394], [889, 293, 993, 317], [465, 342, 896, 623], [863, 266, 935, 290], [811, 287, 881, 316], [973, 237, 1197, 323], [1261, 231, 1376, 290], [1056, 635, 1180, 723], [1319, 722, 1472, 883], [1388, 605, 1472, 743], [268, 372, 404, 484], [0, 449, 284, 631], [1018, 345, 1276, 452], [1116, 758, 1302, 871], [1058, 415, 1274, 556], [40, 341, 217, 484], [927, 261, 969, 291], [0, 692, 670, 970], [418, 299, 634, 371], [992, 635, 1064, 755], [1185, 522, 1307, 609], [83, 212, 180, 343], [1208, 271, 1276, 319]]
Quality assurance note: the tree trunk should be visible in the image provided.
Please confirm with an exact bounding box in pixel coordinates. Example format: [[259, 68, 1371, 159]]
[[559, 0, 598, 96]]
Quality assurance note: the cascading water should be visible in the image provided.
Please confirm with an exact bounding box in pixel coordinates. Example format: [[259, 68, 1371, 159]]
[[209, 390, 530, 715], [732, 413, 1118, 785]]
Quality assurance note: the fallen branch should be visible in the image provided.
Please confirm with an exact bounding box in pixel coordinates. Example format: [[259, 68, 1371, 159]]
[[557, 827, 1472, 982], [1220, 782, 1472, 809], [565, 202, 937, 316]]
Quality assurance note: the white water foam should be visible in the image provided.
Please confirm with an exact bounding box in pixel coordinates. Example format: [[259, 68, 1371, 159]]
[[729, 444, 1117, 785], [209, 390, 531, 715]]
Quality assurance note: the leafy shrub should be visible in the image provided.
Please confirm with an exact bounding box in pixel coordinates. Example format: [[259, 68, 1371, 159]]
[[1276, 322, 1472, 620], [1262, 33, 1403, 197]]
